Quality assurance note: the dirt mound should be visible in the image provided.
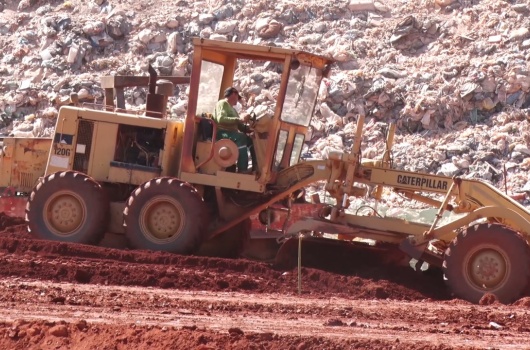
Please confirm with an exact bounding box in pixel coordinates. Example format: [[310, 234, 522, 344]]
[[0, 213, 24, 231], [0, 219, 529, 349], [0, 319, 474, 350], [0, 221, 449, 301]]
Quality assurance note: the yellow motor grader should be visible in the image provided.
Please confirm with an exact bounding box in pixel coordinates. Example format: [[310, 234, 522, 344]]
[[0, 37, 529, 304]]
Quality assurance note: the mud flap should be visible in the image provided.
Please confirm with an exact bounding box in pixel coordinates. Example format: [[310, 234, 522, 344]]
[[399, 239, 443, 269]]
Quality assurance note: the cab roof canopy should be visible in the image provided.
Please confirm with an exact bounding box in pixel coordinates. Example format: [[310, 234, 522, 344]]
[[192, 37, 334, 70]]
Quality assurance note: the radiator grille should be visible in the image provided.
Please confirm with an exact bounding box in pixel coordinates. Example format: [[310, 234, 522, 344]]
[[73, 120, 94, 173], [18, 172, 33, 190]]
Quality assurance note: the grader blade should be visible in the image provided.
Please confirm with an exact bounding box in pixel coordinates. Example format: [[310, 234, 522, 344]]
[[272, 236, 409, 271], [240, 230, 283, 262]]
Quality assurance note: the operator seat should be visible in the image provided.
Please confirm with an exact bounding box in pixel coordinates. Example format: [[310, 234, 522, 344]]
[[194, 113, 240, 174]]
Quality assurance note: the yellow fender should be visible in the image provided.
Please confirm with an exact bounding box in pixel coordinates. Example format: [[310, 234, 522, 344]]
[[428, 206, 530, 243]]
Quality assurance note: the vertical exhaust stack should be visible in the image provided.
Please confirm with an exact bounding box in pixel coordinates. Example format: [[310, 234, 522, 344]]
[[145, 65, 174, 119]]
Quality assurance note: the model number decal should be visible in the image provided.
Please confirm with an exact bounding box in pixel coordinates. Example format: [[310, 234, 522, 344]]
[[54, 147, 71, 157], [397, 175, 448, 190]]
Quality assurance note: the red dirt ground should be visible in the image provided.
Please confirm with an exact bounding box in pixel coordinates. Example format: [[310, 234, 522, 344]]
[[0, 213, 529, 349]]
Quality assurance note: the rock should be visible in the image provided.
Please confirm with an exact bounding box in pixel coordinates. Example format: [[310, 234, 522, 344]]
[[198, 14, 215, 25], [137, 29, 154, 44], [453, 157, 470, 169], [209, 34, 228, 41], [215, 20, 238, 34], [18, 0, 32, 11], [40, 50, 53, 61], [26, 328, 40, 336], [298, 34, 322, 45], [153, 55, 174, 75], [512, 4, 529, 14], [438, 162, 460, 177], [489, 321, 503, 329], [75, 320, 88, 331], [488, 35, 502, 43], [373, 2, 389, 12], [324, 318, 346, 326], [152, 32, 167, 44], [313, 22, 327, 33], [228, 327, 244, 336], [513, 144, 530, 156], [509, 28, 530, 42], [107, 15, 129, 39], [482, 97, 496, 110], [256, 19, 282, 39], [49, 325, 68, 337], [166, 19, 179, 29], [435, 0, 457, 6], [167, 32, 180, 53], [378, 67, 407, 79], [83, 21, 106, 36], [77, 88, 90, 100], [459, 82, 479, 98], [213, 4, 234, 20], [481, 77, 496, 93], [348, 0, 376, 12], [67, 44, 80, 64], [171, 100, 188, 116]]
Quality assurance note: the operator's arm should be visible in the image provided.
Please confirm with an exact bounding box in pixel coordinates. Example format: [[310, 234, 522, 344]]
[[214, 100, 240, 127]]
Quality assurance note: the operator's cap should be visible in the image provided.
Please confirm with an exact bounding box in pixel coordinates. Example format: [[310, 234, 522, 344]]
[[224, 86, 242, 100]]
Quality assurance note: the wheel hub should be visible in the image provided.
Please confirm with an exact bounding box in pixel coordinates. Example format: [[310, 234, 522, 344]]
[[140, 196, 185, 242], [45, 192, 85, 235], [468, 248, 507, 289]]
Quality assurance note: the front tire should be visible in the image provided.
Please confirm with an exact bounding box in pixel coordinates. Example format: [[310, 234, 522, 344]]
[[26, 171, 109, 244], [443, 223, 530, 304], [123, 177, 207, 254]]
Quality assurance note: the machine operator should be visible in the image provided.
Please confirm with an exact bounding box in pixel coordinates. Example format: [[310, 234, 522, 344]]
[[213, 87, 256, 173]]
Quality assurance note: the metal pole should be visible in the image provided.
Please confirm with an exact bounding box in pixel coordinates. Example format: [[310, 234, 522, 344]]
[[298, 233, 302, 295], [503, 164, 508, 195]]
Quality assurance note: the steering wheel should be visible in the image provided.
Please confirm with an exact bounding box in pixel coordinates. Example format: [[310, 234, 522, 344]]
[[239, 112, 257, 134]]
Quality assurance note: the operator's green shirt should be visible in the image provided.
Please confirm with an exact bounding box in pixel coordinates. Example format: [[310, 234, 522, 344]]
[[213, 99, 240, 131]]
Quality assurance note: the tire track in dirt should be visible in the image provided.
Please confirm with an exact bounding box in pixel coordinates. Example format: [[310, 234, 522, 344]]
[[1, 278, 530, 350]]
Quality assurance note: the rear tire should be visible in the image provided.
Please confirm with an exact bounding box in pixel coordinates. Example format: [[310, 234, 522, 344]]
[[123, 177, 207, 254], [26, 171, 109, 244], [443, 223, 530, 304]]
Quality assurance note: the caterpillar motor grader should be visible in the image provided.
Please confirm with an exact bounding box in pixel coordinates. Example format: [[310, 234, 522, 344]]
[[0, 37, 529, 304]]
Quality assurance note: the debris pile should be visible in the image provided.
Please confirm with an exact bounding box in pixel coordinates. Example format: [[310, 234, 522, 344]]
[[1, 0, 530, 198]]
